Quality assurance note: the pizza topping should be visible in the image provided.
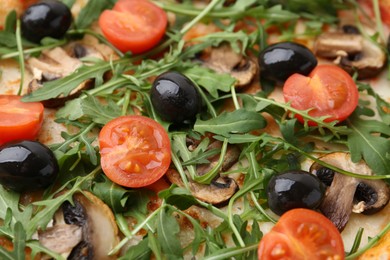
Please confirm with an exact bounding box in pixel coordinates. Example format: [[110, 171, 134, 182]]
[[99, 115, 172, 188], [314, 28, 387, 79], [0, 140, 58, 192], [27, 45, 103, 107], [198, 44, 258, 87], [98, 0, 167, 54], [151, 71, 202, 124], [38, 191, 119, 259], [166, 139, 240, 205], [258, 41, 317, 85], [266, 170, 326, 216], [166, 169, 239, 205], [310, 152, 390, 231], [0, 95, 44, 145], [283, 64, 359, 125], [257, 208, 345, 260], [21, 0, 72, 43]]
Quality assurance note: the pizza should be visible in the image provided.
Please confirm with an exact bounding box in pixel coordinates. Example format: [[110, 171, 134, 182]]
[[0, 0, 389, 259]]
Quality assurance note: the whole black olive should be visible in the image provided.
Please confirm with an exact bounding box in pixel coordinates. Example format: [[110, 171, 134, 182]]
[[0, 140, 59, 192], [151, 71, 202, 124], [258, 42, 317, 84], [266, 170, 326, 215], [21, 0, 72, 43]]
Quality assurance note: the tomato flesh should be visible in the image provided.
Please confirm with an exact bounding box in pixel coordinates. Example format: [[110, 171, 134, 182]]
[[0, 95, 44, 145], [99, 0, 167, 54], [99, 115, 171, 188], [258, 208, 345, 260], [283, 65, 359, 125]]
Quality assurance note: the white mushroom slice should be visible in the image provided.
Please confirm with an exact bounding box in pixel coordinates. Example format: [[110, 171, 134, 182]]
[[26, 44, 105, 107], [199, 44, 258, 87], [166, 169, 239, 205], [314, 30, 387, 79], [38, 191, 119, 259], [310, 152, 390, 232]]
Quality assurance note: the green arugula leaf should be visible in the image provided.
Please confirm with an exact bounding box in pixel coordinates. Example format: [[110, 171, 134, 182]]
[[57, 95, 122, 124], [75, 0, 114, 29], [156, 208, 183, 258], [0, 187, 32, 232], [159, 186, 198, 210], [347, 115, 390, 175], [0, 222, 26, 260], [119, 237, 152, 260], [194, 109, 267, 136], [91, 176, 131, 213], [184, 66, 236, 98]]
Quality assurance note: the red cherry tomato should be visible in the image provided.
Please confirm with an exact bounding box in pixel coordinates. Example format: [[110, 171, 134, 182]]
[[283, 64, 359, 125], [99, 115, 171, 188], [258, 208, 345, 260], [0, 95, 44, 145], [98, 0, 167, 54]]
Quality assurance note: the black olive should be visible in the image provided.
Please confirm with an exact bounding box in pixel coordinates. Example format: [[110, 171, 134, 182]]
[[21, 0, 72, 43], [266, 170, 326, 215], [342, 24, 360, 35], [0, 140, 59, 192], [258, 42, 317, 84], [151, 71, 202, 123]]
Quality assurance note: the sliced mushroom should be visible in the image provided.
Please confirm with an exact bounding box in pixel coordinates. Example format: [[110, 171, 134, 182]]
[[166, 169, 238, 206], [198, 44, 258, 87], [314, 27, 387, 79], [26, 43, 104, 107], [38, 191, 119, 259], [167, 140, 241, 205], [310, 152, 390, 231]]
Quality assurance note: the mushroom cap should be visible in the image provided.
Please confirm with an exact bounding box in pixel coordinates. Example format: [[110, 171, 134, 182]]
[[310, 152, 390, 231]]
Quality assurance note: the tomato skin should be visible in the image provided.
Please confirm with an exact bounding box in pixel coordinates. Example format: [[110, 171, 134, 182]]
[[98, 0, 167, 54], [258, 208, 345, 260], [99, 115, 171, 188], [0, 95, 44, 145], [283, 65, 359, 125]]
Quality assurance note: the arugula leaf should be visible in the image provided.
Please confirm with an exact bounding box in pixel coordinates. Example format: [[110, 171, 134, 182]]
[[194, 109, 266, 136], [119, 237, 152, 260], [156, 208, 183, 258], [91, 176, 131, 213], [159, 186, 199, 210], [184, 66, 235, 98], [347, 115, 390, 175], [0, 187, 32, 232], [0, 222, 26, 260], [75, 0, 114, 29], [57, 95, 122, 124]]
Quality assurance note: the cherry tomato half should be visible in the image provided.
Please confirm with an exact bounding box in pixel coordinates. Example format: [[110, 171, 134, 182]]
[[0, 95, 44, 145], [99, 115, 171, 188], [258, 208, 345, 260], [283, 64, 359, 125], [98, 0, 167, 54]]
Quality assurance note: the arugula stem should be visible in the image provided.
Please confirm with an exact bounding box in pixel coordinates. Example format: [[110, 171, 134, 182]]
[[346, 222, 390, 259], [273, 136, 390, 180], [109, 203, 167, 255], [178, 0, 223, 35], [15, 20, 24, 96], [252, 96, 351, 136], [250, 191, 277, 224], [0, 40, 67, 60], [203, 243, 259, 260]]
